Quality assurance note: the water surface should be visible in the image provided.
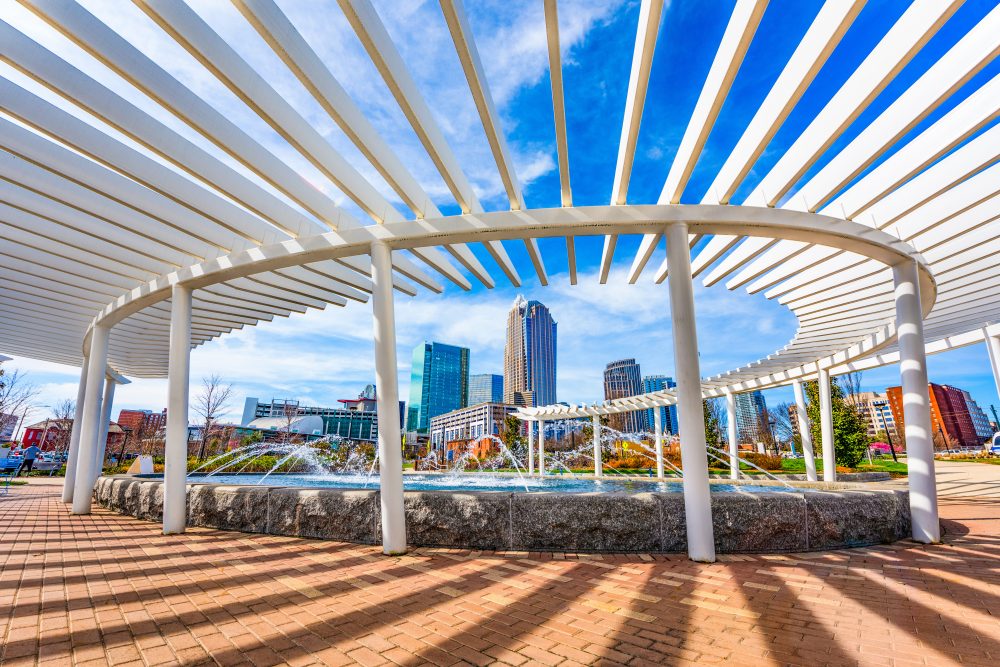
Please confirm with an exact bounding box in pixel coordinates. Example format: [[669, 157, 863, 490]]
[[193, 472, 812, 494]]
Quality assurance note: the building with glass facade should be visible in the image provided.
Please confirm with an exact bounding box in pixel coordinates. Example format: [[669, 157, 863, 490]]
[[642, 375, 677, 435], [961, 390, 995, 442], [734, 390, 767, 444], [406, 341, 470, 433], [504, 295, 557, 407], [240, 388, 403, 443], [603, 359, 647, 433], [468, 373, 504, 405]]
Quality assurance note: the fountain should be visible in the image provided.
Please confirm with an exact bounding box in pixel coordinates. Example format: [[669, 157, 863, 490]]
[[94, 425, 911, 554]]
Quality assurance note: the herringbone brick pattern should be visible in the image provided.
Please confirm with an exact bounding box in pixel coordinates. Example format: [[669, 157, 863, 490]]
[[2, 478, 998, 666]]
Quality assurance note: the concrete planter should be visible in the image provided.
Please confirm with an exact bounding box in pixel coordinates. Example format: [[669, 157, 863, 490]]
[[94, 476, 911, 553]]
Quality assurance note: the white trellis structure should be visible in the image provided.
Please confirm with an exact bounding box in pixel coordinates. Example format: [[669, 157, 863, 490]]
[[0, 0, 997, 561]]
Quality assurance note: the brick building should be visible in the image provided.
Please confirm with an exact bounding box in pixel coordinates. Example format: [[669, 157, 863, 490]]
[[886, 384, 981, 449], [22, 419, 125, 453], [116, 409, 167, 437]]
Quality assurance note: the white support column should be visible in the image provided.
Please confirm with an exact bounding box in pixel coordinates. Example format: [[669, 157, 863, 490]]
[[592, 415, 602, 477], [792, 379, 818, 482], [725, 389, 738, 480], [653, 408, 664, 479], [71, 327, 109, 515], [527, 420, 535, 474], [818, 368, 835, 482], [666, 222, 715, 563], [163, 283, 192, 535], [92, 379, 116, 483], [984, 328, 1000, 404], [538, 420, 546, 475], [894, 261, 939, 543], [62, 358, 89, 503], [371, 240, 406, 555]]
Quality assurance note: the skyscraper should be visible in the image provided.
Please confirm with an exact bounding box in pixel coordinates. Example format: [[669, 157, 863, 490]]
[[643, 375, 678, 435], [468, 373, 504, 405], [604, 359, 647, 433], [406, 341, 470, 433], [734, 391, 767, 443], [504, 295, 557, 407]]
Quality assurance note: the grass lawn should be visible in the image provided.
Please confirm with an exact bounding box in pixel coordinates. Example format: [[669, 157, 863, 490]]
[[703, 457, 907, 476], [440, 458, 910, 477], [772, 457, 907, 476]]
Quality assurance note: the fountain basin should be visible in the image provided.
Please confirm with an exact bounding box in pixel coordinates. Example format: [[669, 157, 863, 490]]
[[185, 471, 826, 494], [94, 475, 911, 553]]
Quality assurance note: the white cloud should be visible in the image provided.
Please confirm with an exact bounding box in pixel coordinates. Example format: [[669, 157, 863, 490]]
[[2, 262, 799, 424]]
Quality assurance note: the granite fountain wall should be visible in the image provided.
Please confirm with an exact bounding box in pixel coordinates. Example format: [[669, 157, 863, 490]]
[[93, 476, 911, 553]]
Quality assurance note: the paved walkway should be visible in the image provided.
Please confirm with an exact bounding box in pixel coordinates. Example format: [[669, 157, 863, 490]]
[[1, 465, 998, 667]]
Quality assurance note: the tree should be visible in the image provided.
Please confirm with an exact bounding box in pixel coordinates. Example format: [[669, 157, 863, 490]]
[[48, 399, 76, 462], [280, 401, 300, 444], [804, 379, 869, 468], [703, 399, 723, 449], [770, 402, 795, 446], [498, 414, 525, 453], [240, 429, 263, 447], [837, 371, 864, 406], [192, 375, 233, 459], [755, 407, 778, 455], [0, 365, 38, 441]]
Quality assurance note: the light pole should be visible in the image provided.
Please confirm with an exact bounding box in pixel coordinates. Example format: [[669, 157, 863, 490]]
[[767, 415, 779, 457], [878, 404, 899, 463]]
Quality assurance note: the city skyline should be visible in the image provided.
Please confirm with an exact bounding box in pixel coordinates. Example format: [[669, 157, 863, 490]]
[[8, 285, 1000, 432]]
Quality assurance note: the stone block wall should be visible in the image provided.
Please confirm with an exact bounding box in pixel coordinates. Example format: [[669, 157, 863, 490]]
[[94, 476, 911, 553]]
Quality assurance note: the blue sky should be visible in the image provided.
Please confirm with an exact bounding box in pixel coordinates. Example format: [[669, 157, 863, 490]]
[[3, 0, 999, 427]]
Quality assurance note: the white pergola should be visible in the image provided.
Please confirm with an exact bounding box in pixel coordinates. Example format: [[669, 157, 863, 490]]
[[1, 0, 997, 562]]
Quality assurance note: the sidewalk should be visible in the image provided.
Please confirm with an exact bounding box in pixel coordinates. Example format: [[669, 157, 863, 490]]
[[1, 467, 997, 666]]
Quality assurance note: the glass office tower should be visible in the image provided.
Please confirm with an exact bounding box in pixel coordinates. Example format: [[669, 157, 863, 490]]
[[406, 341, 470, 433]]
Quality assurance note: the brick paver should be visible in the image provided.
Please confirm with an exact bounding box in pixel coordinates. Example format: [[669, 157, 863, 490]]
[[2, 476, 998, 666]]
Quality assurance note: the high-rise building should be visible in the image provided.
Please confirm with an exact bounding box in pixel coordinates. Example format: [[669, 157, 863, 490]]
[[960, 390, 995, 442], [845, 391, 898, 440], [504, 295, 557, 407], [642, 375, 677, 435], [603, 359, 647, 433], [887, 383, 983, 449], [407, 341, 470, 433], [468, 373, 504, 405], [733, 391, 767, 444]]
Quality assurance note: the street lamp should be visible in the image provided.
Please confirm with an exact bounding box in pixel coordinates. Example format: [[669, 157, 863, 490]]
[[877, 404, 899, 463], [768, 415, 779, 457]]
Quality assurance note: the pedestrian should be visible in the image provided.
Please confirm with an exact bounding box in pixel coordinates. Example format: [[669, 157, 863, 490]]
[[17, 444, 41, 476]]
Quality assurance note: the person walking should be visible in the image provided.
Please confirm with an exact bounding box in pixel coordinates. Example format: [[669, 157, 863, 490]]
[[17, 444, 41, 476]]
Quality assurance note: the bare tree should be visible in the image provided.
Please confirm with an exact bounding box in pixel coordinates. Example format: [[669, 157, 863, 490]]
[[281, 401, 300, 444], [838, 371, 864, 408], [48, 399, 76, 460], [769, 401, 795, 445], [0, 365, 39, 442], [192, 375, 234, 460]]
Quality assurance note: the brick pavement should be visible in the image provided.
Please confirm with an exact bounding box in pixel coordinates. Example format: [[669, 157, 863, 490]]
[[1, 477, 998, 666]]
